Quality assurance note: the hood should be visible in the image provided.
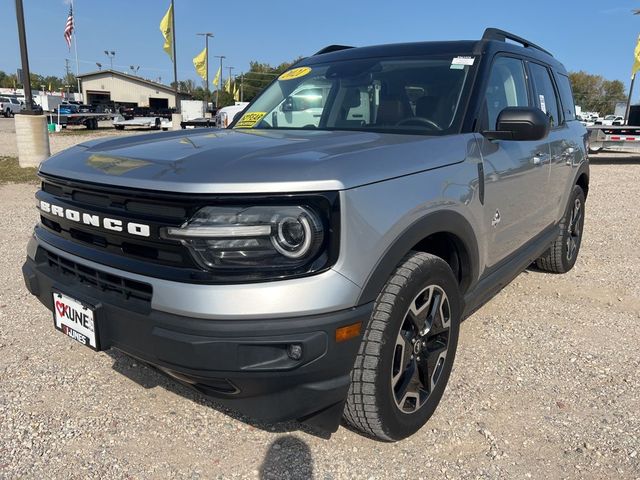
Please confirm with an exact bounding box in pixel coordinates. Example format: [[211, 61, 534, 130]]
[[39, 128, 473, 193]]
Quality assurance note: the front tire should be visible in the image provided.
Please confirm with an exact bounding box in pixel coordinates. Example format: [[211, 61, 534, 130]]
[[535, 185, 585, 273], [343, 252, 461, 441]]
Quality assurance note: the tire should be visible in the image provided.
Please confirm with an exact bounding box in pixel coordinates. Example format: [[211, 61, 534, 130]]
[[535, 185, 585, 273], [343, 252, 461, 441], [588, 147, 600, 155], [114, 125, 125, 131]]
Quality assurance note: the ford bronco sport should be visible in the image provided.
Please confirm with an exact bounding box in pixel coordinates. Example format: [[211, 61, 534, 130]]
[[23, 28, 589, 441]]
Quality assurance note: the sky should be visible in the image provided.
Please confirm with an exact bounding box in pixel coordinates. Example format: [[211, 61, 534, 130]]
[[2, 0, 640, 99]]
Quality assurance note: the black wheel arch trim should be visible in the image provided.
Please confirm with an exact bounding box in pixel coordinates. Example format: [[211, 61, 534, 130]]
[[357, 210, 480, 306], [574, 161, 590, 198]]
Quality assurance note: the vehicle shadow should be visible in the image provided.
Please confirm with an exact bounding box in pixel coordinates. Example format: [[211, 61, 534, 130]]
[[105, 349, 331, 440], [259, 436, 314, 480]]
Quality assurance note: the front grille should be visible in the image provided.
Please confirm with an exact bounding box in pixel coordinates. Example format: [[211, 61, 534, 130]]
[[43, 249, 153, 304], [37, 177, 196, 270]]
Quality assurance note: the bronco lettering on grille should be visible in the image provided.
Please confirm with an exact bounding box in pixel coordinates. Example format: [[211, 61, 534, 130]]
[[38, 200, 151, 237]]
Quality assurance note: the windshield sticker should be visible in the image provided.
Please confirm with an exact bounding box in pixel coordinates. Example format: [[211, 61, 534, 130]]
[[235, 112, 266, 128], [278, 67, 312, 81], [451, 56, 475, 66], [539, 95, 547, 114]]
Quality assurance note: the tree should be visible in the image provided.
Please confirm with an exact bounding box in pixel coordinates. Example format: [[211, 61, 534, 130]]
[[239, 58, 302, 102], [569, 71, 627, 114]]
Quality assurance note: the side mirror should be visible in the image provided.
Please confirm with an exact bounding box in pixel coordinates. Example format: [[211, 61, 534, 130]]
[[483, 107, 550, 141], [282, 97, 294, 112]]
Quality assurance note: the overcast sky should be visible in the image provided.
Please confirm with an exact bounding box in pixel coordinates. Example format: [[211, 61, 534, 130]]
[[2, 0, 640, 98]]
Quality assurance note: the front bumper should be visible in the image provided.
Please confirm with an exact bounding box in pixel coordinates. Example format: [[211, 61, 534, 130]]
[[22, 242, 372, 433]]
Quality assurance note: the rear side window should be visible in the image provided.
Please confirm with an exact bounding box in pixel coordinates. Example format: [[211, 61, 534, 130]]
[[484, 56, 529, 130], [529, 63, 561, 127], [555, 73, 576, 121]]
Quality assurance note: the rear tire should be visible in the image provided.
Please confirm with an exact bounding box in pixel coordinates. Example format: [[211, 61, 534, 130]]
[[114, 125, 125, 130], [343, 252, 461, 441], [535, 185, 585, 273]]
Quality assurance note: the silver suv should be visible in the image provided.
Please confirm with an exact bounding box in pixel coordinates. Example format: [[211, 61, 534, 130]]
[[23, 28, 589, 441]]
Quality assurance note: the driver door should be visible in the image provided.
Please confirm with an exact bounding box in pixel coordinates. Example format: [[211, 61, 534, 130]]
[[476, 55, 551, 269]]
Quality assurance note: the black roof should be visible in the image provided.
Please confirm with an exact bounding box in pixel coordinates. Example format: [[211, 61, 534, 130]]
[[303, 28, 565, 72]]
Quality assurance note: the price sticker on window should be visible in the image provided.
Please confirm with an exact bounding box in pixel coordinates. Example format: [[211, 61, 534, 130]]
[[235, 112, 266, 129]]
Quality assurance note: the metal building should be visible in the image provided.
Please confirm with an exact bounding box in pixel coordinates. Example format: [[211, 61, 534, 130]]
[[77, 70, 187, 109]]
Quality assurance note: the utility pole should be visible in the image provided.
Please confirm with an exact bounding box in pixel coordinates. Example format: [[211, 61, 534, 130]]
[[240, 72, 244, 102], [213, 55, 225, 108], [196, 32, 213, 103], [65, 58, 71, 80], [14, 0, 50, 168], [227, 66, 235, 97], [15, 0, 34, 112]]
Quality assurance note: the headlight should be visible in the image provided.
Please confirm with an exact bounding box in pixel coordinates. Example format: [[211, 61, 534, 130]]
[[163, 205, 327, 275]]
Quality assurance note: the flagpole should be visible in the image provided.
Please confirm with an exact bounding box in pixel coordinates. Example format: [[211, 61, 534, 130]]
[[170, 0, 178, 112], [71, 0, 80, 97], [625, 74, 636, 126]]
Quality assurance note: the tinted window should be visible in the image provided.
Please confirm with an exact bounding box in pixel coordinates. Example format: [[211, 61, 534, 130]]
[[529, 63, 561, 127], [484, 57, 529, 130], [556, 73, 576, 121]]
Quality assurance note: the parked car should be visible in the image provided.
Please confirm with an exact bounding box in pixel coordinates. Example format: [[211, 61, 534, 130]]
[[0, 96, 23, 117], [596, 114, 624, 126], [23, 28, 589, 441]]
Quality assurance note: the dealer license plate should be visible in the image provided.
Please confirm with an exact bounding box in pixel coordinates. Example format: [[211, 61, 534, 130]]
[[53, 292, 99, 350]]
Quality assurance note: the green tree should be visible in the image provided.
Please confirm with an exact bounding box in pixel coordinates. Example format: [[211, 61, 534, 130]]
[[569, 71, 627, 114], [239, 58, 302, 102]]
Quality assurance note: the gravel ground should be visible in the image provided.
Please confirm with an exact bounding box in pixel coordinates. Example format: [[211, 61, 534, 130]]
[[0, 148, 639, 479], [0, 117, 156, 157]]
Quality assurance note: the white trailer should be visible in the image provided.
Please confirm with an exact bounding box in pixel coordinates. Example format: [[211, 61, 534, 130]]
[[34, 94, 63, 112], [112, 114, 171, 131], [180, 100, 208, 122]]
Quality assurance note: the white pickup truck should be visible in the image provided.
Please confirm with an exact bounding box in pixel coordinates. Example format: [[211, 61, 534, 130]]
[[216, 102, 249, 128], [0, 96, 23, 117]]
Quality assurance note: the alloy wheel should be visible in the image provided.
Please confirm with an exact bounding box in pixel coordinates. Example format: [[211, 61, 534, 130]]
[[391, 285, 451, 414]]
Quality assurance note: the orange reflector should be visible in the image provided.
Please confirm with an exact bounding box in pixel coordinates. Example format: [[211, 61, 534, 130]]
[[335, 322, 362, 343]]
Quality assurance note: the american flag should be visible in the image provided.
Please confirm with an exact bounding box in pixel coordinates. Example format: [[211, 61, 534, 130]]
[[64, 5, 74, 49]]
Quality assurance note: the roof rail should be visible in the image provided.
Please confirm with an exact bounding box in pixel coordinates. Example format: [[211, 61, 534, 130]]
[[313, 45, 354, 56], [482, 28, 553, 57]]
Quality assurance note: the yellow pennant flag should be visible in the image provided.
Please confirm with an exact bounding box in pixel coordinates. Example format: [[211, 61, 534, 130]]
[[633, 35, 640, 78], [224, 77, 232, 94], [193, 48, 207, 81], [233, 84, 239, 101], [159, 3, 174, 62], [212, 67, 221, 88]]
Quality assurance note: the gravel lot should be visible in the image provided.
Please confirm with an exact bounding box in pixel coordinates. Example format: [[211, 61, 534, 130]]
[[0, 123, 638, 479]]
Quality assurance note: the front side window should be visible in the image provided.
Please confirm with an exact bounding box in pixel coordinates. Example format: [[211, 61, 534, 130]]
[[529, 63, 561, 127], [484, 56, 529, 130], [234, 57, 475, 135]]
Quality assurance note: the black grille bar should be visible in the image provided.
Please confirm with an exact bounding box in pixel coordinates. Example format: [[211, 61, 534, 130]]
[[43, 249, 152, 304]]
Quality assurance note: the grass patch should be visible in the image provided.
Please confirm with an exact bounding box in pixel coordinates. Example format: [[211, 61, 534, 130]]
[[0, 156, 39, 184]]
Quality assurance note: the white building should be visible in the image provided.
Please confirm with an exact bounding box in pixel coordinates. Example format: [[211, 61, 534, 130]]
[[78, 70, 187, 109]]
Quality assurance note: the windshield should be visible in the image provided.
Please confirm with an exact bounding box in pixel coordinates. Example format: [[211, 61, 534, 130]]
[[233, 56, 475, 135]]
